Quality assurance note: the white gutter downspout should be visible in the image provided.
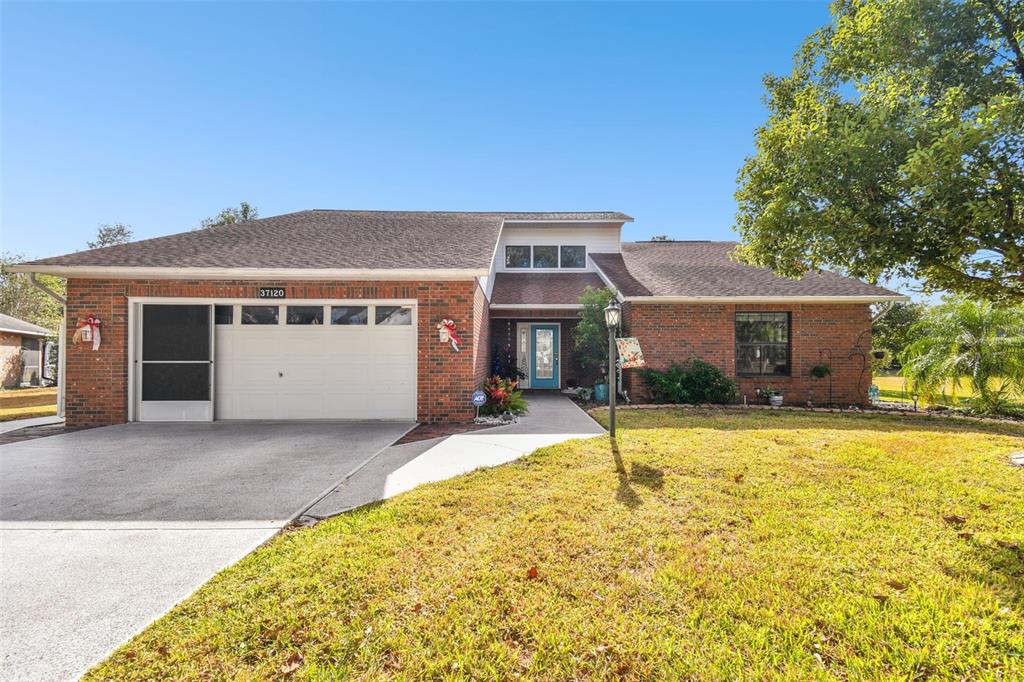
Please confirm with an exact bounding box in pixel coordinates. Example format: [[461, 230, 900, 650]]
[[871, 300, 897, 323], [26, 273, 67, 419]]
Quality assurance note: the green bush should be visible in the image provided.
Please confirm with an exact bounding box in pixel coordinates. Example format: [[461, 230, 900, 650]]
[[641, 359, 737, 405]]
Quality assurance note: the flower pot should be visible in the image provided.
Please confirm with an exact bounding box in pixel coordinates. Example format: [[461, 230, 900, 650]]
[[593, 382, 608, 402], [768, 395, 784, 407]]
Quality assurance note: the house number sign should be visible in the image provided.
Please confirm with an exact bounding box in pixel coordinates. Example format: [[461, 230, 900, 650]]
[[258, 287, 287, 299]]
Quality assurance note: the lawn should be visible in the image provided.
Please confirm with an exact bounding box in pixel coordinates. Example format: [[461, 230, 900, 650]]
[[0, 386, 57, 422], [87, 410, 1024, 680], [873, 374, 1023, 408]]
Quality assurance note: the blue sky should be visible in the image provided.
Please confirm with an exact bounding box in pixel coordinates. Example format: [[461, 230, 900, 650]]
[[2, 1, 831, 261]]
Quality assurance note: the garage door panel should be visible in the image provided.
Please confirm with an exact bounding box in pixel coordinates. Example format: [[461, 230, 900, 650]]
[[214, 305, 416, 420]]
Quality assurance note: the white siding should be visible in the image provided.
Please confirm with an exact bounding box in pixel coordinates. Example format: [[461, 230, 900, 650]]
[[493, 223, 622, 274]]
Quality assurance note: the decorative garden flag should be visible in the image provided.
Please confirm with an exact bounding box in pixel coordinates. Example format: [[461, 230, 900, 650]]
[[615, 337, 645, 368]]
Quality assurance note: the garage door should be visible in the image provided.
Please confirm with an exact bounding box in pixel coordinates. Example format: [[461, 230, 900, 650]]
[[214, 303, 416, 420]]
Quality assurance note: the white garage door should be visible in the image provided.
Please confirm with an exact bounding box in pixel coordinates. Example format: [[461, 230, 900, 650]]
[[214, 303, 416, 420]]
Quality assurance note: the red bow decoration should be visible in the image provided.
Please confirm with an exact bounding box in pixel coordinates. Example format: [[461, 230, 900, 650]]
[[440, 318, 461, 352], [73, 316, 103, 350]]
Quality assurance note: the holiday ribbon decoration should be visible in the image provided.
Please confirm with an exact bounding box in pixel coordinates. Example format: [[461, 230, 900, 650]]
[[73, 316, 103, 351], [436, 318, 461, 352]]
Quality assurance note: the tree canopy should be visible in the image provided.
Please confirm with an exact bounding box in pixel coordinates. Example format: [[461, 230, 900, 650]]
[[735, 0, 1024, 303], [87, 223, 133, 249], [199, 202, 259, 229]]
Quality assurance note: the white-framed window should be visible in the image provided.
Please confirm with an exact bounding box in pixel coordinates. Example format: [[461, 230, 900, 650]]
[[560, 245, 586, 268], [504, 244, 588, 269], [505, 245, 531, 268]]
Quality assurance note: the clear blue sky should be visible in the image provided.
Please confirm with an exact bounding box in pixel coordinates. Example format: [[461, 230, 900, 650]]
[[2, 1, 832, 261]]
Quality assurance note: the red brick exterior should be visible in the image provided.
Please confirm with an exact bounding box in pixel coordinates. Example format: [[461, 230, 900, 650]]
[[63, 278, 482, 428], [1, 332, 24, 388], [622, 302, 873, 406]]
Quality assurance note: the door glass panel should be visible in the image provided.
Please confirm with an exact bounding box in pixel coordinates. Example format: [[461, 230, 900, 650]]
[[535, 329, 554, 379], [286, 306, 324, 325], [142, 363, 210, 401], [241, 305, 279, 325], [142, 305, 210, 361]]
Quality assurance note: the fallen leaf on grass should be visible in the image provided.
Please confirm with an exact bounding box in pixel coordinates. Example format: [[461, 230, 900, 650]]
[[979, 503, 991, 511], [996, 540, 1020, 550], [958, 531, 973, 540], [733, 474, 744, 483], [411, 603, 423, 613], [942, 514, 967, 527], [527, 566, 539, 580], [280, 652, 303, 674], [872, 594, 889, 604], [886, 580, 908, 592]]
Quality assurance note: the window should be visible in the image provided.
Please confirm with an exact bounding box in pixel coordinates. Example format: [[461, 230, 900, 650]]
[[375, 306, 413, 326], [331, 306, 368, 325], [533, 245, 558, 268], [560, 245, 586, 268], [214, 305, 233, 325], [286, 305, 323, 325], [505, 245, 531, 268], [241, 305, 279, 325], [735, 312, 790, 376]]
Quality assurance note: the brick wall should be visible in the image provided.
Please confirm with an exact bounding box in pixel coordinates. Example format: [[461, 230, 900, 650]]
[[622, 302, 872, 406], [64, 278, 483, 427]]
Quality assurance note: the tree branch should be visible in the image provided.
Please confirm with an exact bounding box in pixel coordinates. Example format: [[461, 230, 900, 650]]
[[984, 0, 1024, 83]]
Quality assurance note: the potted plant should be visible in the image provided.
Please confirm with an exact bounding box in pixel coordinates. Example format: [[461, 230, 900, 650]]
[[757, 386, 784, 407], [810, 364, 832, 379]]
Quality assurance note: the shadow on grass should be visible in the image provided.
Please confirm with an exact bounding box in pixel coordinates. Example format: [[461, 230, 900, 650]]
[[962, 536, 1024, 610], [592, 407, 1024, 438], [611, 438, 641, 510]]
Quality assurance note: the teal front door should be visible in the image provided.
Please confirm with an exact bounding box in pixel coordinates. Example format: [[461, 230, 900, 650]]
[[530, 324, 560, 389]]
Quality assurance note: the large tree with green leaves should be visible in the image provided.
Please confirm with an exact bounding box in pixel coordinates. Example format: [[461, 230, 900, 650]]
[[198, 202, 258, 229], [902, 296, 1024, 413], [735, 0, 1024, 303], [87, 223, 133, 249], [0, 253, 65, 332]]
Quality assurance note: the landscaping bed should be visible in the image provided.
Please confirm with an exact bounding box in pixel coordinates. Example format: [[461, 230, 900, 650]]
[[87, 409, 1023, 680]]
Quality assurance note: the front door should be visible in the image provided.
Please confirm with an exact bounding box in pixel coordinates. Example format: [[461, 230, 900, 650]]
[[530, 324, 560, 389]]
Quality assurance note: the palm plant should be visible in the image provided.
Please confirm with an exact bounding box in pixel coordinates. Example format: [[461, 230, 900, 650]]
[[901, 298, 1024, 414]]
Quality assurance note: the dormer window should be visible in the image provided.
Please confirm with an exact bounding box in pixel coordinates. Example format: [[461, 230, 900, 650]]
[[532, 246, 558, 268], [504, 245, 587, 269], [505, 245, 531, 268], [560, 245, 585, 268]]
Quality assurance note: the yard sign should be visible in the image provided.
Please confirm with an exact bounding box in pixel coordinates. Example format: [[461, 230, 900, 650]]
[[615, 337, 646, 369]]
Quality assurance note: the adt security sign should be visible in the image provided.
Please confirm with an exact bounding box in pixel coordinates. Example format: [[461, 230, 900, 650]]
[[471, 390, 487, 408]]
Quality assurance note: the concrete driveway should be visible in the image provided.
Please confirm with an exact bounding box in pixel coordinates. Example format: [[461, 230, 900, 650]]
[[0, 421, 412, 682]]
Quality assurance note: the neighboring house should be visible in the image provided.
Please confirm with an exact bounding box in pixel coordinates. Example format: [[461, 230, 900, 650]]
[[10, 210, 904, 428], [0, 313, 52, 389]]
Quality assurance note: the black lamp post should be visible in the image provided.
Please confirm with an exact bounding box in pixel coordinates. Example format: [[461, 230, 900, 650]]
[[604, 301, 621, 438]]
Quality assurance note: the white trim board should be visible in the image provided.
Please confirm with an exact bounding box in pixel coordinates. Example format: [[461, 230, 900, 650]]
[[8, 265, 487, 280]]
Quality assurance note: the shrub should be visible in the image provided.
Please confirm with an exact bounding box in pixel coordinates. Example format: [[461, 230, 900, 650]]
[[480, 375, 528, 416], [573, 286, 618, 374], [640, 359, 737, 405]]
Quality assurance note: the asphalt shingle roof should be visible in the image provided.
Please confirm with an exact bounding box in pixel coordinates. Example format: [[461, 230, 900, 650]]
[[490, 273, 606, 305], [0, 313, 52, 337], [19, 210, 632, 272], [592, 242, 902, 299]]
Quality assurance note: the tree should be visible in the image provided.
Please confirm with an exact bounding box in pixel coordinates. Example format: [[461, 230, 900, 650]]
[[87, 223, 133, 249], [199, 202, 258, 229], [0, 252, 65, 332], [872, 302, 926, 368], [735, 0, 1024, 303], [901, 296, 1024, 413], [574, 286, 618, 373]]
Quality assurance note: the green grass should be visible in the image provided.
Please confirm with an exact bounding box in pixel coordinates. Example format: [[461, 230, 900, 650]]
[[873, 374, 1023, 408], [87, 410, 1024, 680], [0, 386, 57, 421]]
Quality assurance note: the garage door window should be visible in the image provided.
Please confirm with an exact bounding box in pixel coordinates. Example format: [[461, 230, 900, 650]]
[[331, 306, 368, 325], [241, 305, 279, 325], [214, 305, 234, 325], [287, 306, 324, 325], [375, 306, 413, 326]]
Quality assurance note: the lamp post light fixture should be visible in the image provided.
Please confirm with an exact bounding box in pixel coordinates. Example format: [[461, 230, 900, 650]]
[[604, 301, 621, 439]]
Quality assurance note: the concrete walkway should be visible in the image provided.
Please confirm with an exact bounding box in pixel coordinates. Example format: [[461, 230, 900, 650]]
[[303, 393, 605, 519], [0, 414, 63, 435]]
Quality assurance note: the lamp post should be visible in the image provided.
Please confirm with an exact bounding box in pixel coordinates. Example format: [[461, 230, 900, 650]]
[[604, 301, 621, 439]]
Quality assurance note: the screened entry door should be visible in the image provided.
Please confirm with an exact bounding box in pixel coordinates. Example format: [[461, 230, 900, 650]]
[[137, 304, 214, 421]]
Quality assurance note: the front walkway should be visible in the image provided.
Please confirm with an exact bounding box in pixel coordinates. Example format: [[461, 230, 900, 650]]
[[301, 393, 605, 519]]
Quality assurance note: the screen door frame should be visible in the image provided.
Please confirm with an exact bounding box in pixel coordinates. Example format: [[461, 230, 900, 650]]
[[132, 302, 214, 422]]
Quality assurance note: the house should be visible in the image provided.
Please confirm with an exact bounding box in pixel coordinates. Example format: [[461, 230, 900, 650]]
[[0, 313, 53, 388], [10, 210, 904, 427]]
